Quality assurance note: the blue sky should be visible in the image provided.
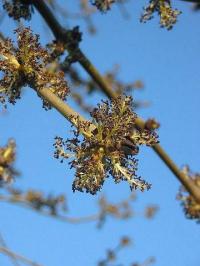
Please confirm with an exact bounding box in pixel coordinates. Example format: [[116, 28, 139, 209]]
[[1, 1, 200, 266]]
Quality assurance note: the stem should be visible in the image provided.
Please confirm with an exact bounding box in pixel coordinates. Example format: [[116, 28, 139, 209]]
[[0, 192, 138, 223], [0, 246, 43, 266], [37, 87, 95, 138], [0, 233, 20, 266], [31, 1, 200, 202], [39, 88, 83, 123], [0, 194, 99, 224], [152, 145, 200, 201]]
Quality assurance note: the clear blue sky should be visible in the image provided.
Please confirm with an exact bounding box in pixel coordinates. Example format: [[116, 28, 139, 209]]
[[1, 1, 200, 265]]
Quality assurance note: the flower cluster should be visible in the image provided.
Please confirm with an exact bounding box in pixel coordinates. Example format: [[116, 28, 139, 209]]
[[0, 27, 69, 109], [91, 0, 115, 12], [141, 0, 181, 30], [0, 139, 17, 186], [7, 187, 67, 215], [3, 0, 33, 21], [177, 166, 200, 221], [54, 96, 158, 194]]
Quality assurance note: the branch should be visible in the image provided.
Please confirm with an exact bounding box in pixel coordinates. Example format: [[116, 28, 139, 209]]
[[30, 0, 200, 203], [0, 190, 150, 224], [0, 194, 99, 224], [37, 87, 95, 137], [0, 246, 43, 266], [0, 232, 20, 266]]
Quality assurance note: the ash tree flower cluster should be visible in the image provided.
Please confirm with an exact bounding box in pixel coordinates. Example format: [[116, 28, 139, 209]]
[[0, 25, 159, 196], [91, 0, 116, 12], [0, 27, 69, 109], [54, 96, 158, 195], [3, 0, 33, 21], [91, 0, 181, 30], [2, 0, 181, 30], [178, 166, 200, 221], [140, 0, 181, 30], [0, 139, 17, 186]]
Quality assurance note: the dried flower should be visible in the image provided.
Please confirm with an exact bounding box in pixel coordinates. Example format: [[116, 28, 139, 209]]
[[177, 166, 200, 221], [3, 0, 33, 21], [91, 0, 115, 12], [0, 27, 69, 109], [0, 139, 17, 186], [141, 0, 181, 30], [54, 96, 158, 194]]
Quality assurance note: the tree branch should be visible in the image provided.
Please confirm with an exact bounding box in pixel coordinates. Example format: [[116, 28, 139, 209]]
[[0, 232, 20, 266], [0, 246, 43, 266], [37, 87, 95, 137], [0, 194, 99, 224], [0, 192, 142, 224], [30, 0, 200, 203]]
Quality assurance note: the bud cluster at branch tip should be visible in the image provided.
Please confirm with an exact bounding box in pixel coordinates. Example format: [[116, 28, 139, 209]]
[[2, 0, 181, 30], [0, 139, 17, 186], [3, 0, 33, 21], [0, 27, 69, 109], [177, 166, 200, 221], [91, 0, 116, 12], [54, 96, 158, 195], [141, 0, 181, 30]]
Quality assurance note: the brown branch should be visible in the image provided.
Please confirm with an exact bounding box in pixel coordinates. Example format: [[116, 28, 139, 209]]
[[30, 0, 200, 203], [0, 191, 149, 225], [0, 233, 20, 266], [0, 194, 99, 224], [38, 87, 86, 123], [37, 87, 95, 137], [0, 246, 43, 266]]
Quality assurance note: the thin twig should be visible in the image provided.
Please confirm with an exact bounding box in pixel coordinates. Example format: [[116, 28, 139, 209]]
[[0, 192, 144, 224], [30, 0, 200, 203], [0, 194, 100, 224], [0, 232, 20, 266], [0, 246, 43, 266]]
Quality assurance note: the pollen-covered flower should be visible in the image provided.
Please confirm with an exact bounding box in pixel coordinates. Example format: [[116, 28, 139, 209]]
[[0, 38, 22, 106], [141, 0, 181, 30], [0, 27, 69, 109], [54, 96, 158, 194], [91, 0, 115, 12], [177, 166, 200, 221], [0, 139, 17, 186], [3, 0, 33, 21]]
